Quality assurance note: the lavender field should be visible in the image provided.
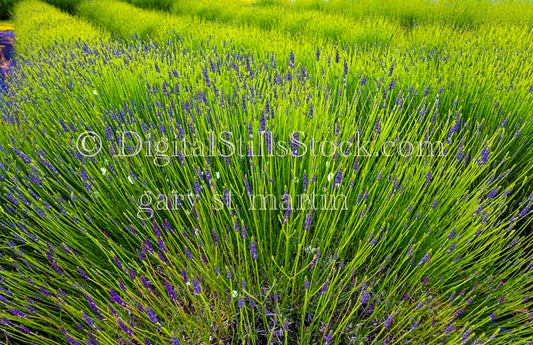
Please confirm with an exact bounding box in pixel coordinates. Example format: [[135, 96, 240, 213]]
[[1, 0, 533, 344]]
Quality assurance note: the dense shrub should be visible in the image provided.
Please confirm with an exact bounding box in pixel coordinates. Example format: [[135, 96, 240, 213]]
[[256, 0, 533, 27], [1, 1, 533, 344], [13, 0, 107, 56]]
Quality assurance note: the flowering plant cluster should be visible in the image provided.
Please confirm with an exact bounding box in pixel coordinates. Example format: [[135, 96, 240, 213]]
[[1, 0, 533, 344]]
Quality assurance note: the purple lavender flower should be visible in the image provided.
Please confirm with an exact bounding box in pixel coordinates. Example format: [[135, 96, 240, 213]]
[[361, 290, 370, 304], [334, 168, 344, 188], [344, 60, 348, 77], [454, 307, 466, 318], [145, 236, 154, 252], [449, 291, 456, 301], [84, 293, 100, 314], [444, 323, 454, 334], [418, 251, 431, 266], [462, 328, 472, 344], [320, 281, 328, 295], [61, 329, 80, 345], [192, 278, 202, 294], [118, 278, 127, 292], [292, 131, 300, 156], [110, 288, 125, 306], [324, 332, 332, 345], [477, 146, 490, 166], [304, 210, 313, 231], [118, 319, 132, 337], [250, 241, 257, 259], [141, 276, 152, 292], [212, 229, 218, 246], [411, 320, 420, 330], [146, 308, 160, 327], [447, 228, 456, 240], [384, 314, 393, 329], [241, 223, 246, 240], [447, 243, 456, 253], [153, 220, 161, 237], [114, 255, 123, 270], [82, 313, 98, 330], [77, 267, 89, 279], [108, 303, 118, 317], [166, 281, 176, 300]]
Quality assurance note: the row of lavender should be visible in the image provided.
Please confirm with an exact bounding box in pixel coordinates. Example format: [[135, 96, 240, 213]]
[[0, 31, 15, 94], [1, 0, 533, 344]]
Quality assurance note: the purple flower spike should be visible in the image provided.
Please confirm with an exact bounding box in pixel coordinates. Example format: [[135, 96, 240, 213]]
[[251, 241, 257, 259]]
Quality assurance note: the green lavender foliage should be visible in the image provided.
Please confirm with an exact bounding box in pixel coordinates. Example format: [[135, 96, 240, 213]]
[[40, 0, 83, 13], [261, 0, 533, 27], [126, 0, 173, 11], [13, 0, 108, 56], [77, 0, 533, 97], [0, 0, 17, 19], [0, 1, 533, 345], [114, 0, 533, 37]]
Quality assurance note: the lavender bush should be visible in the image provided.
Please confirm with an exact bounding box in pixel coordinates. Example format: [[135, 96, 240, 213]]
[[1, 1, 533, 344]]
